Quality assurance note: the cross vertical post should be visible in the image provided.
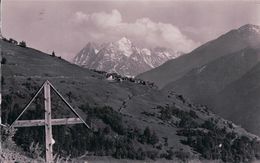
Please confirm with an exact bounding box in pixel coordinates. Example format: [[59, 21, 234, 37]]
[[0, 0, 3, 154], [44, 82, 53, 163]]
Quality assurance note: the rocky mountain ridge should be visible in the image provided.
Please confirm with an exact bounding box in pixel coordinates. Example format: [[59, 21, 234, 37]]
[[73, 37, 183, 77]]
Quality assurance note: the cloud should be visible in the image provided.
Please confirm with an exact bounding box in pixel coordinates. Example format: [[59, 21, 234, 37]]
[[71, 9, 199, 53], [74, 10, 122, 28]]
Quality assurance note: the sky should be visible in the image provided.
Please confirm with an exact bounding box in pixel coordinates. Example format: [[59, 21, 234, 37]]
[[2, 0, 260, 60]]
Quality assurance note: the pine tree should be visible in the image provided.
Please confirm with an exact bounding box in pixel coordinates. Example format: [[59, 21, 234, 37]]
[[150, 131, 159, 145], [52, 51, 56, 57]]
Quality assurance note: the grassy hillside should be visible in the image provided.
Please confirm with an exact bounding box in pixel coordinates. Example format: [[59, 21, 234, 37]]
[[163, 47, 260, 110], [137, 24, 260, 88], [161, 47, 260, 137], [213, 62, 260, 136], [1, 39, 260, 162]]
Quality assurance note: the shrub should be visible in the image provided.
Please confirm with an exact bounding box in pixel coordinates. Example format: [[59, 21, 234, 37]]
[[175, 149, 191, 162], [28, 142, 43, 159], [2, 125, 17, 150]]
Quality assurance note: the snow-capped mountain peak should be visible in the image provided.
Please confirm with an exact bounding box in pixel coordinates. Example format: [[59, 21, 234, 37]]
[[73, 38, 184, 77], [117, 37, 132, 46], [141, 48, 152, 56], [112, 37, 133, 57], [73, 42, 99, 65]]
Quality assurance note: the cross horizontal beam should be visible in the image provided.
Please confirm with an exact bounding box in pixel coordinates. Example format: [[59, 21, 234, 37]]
[[12, 118, 83, 127]]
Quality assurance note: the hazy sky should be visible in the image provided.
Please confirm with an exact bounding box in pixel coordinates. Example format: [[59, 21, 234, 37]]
[[3, 0, 260, 60]]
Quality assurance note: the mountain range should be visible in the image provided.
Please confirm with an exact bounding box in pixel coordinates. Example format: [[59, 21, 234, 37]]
[[138, 24, 260, 87], [138, 24, 260, 136], [2, 35, 260, 162], [73, 37, 183, 77]]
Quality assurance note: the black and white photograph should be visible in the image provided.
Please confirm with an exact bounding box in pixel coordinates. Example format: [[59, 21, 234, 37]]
[[1, 0, 260, 162]]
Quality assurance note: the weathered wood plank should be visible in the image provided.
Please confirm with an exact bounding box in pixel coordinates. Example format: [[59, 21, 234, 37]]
[[12, 118, 83, 127]]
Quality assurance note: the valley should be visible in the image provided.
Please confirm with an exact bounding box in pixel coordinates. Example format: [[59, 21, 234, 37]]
[[2, 36, 260, 162]]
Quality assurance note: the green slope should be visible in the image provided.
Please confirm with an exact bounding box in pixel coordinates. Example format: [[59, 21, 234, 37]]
[[137, 24, 260, 88], [1, 39, 260, 162], [163, 47, 260, 109], [213, 62, 260, 136]]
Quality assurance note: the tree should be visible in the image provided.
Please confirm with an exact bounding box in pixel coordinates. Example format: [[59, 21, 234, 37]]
[[9, 38, 18, 45], [19, 41, 27, 47], [166, 149, 174, 160], [160, 106, 172, 120], [136, 148, 146, 160], [1, 57, 6, 64], [141, 127, 151, 143], [52, 51, 56, 57], [1, 76, 5, 85], [150, 131, 159, 145]]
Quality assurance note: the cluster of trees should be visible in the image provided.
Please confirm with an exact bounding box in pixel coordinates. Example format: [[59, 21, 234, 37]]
[[3, 79, 260, 162], [81, 105, 160, 147], [2, 91, 199, 161], [2, 37, 27, 47], [177, 118, 260, 162], [157, 104, 260, 162], [139, 127, 159, 145], [158, 105, 199, 128], [2, 92, 167, 160], [14, 104, 161, 160], [2, 37, 62, 59]]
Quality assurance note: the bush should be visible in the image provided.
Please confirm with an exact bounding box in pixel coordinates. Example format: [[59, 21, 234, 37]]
[[146, 150, 158, 160]]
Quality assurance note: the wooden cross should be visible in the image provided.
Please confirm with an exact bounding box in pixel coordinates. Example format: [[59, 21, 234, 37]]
[[9, 80, 90, 163]]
